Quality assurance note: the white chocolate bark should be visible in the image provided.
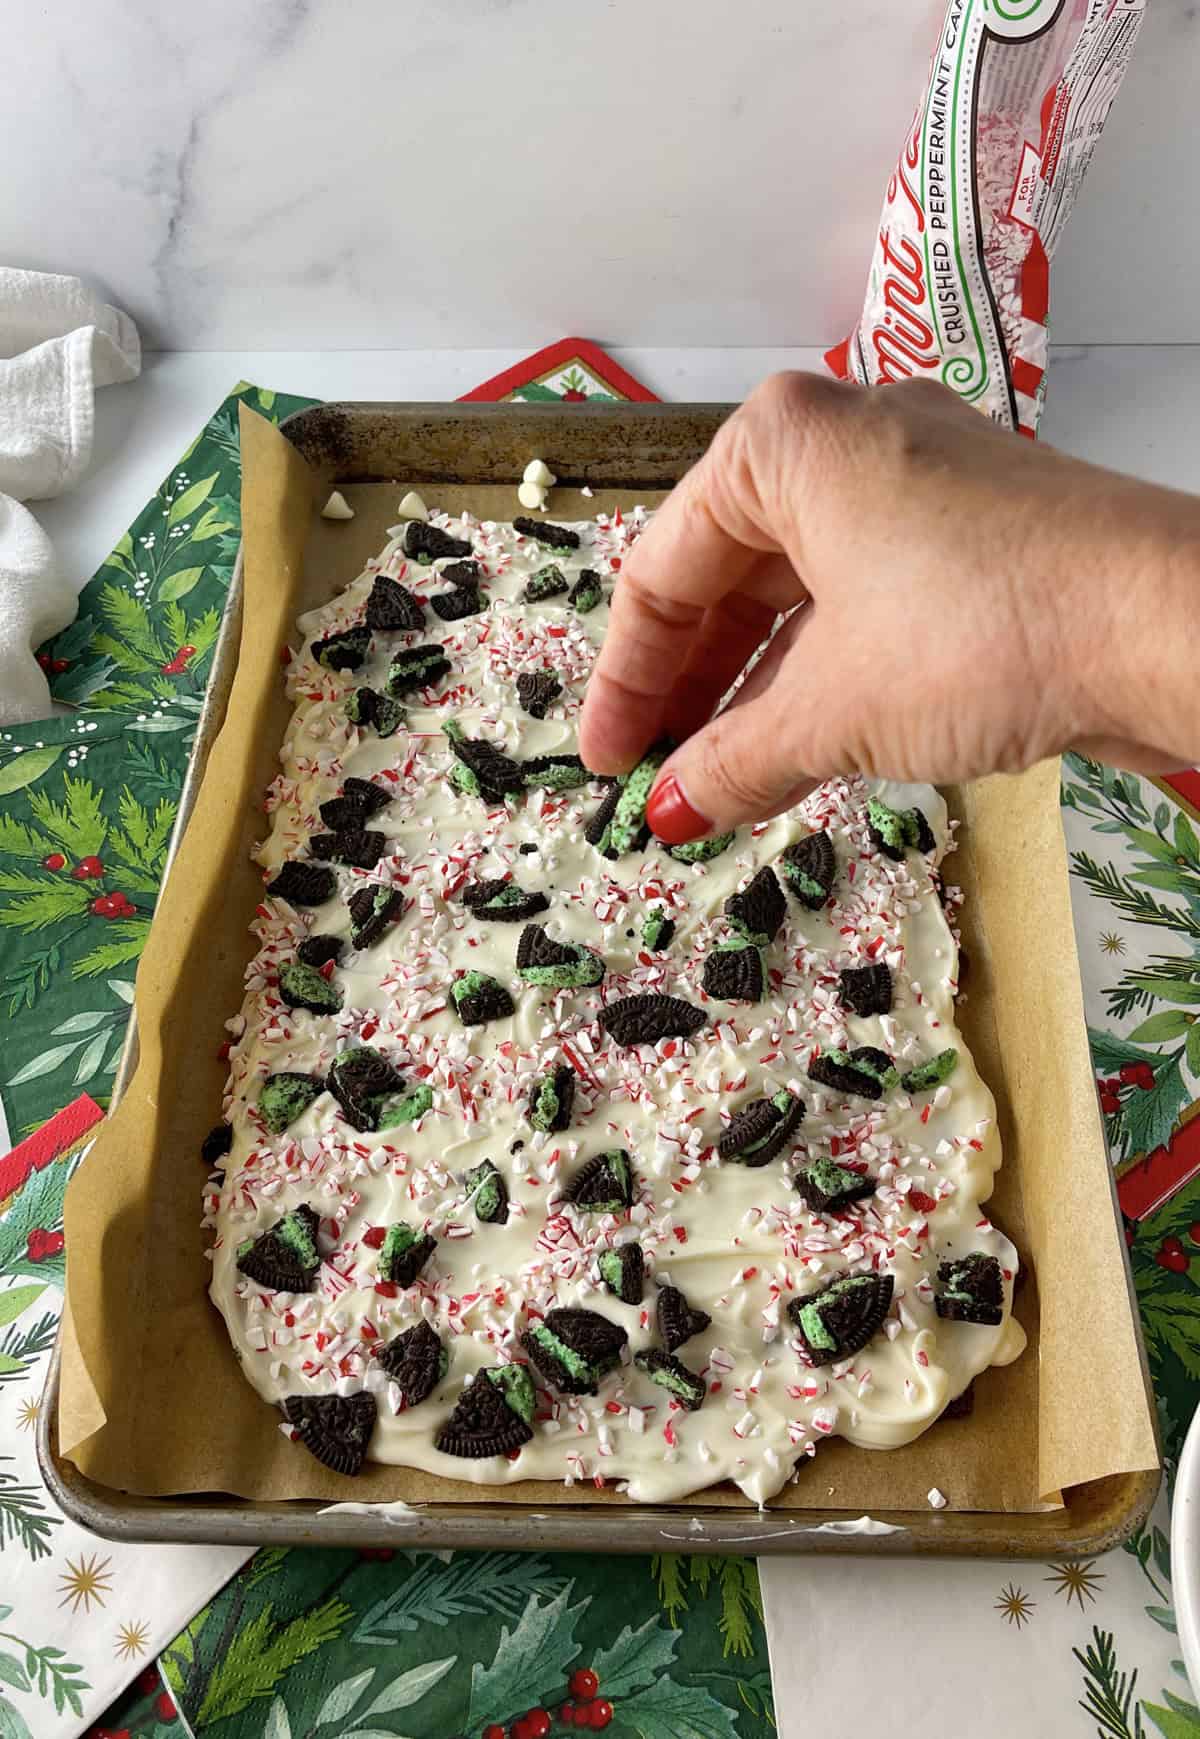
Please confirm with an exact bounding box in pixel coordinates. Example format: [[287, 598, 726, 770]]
[[207, 508, 1025, 1505]]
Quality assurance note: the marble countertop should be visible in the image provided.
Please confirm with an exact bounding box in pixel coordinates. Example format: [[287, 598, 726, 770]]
[[36, 344, 1200, 602]]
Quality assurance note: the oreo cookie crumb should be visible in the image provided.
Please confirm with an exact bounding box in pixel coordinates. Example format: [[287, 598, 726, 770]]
[[366, 573, 424, 632], [719, 1089, 805, 1166], [309, 828, 387, 871], [641, 908, 676, 951], [237, 1204, 321, 1293], [327, 1045, 405, 1131], [787, 1272, 895, 1364], [278, 961, 344, 1014], [634, 1348, 706, 1411], [461, 878, 550, 922], [258, 1072, 324, 1134], [516, 671, 562, 719], [347, 884, 406, 950], [726, 866, 786, 943], [486, 1363, 537, 1426], [599, 994, 706, 1047], [450, 970, 515, 1026], [566, 1150, 635, 1213], [436, 1370, 534, 1457], [522, 1307, 627, 1396], [283, 1392, 375, 1475], [944, 1382, 976, 1419], [379, 1222, 437, 1287], [201, 1123, 233, 1167], [465, 1158, 509, 1224], [522, 753, 590, 791], [570, 569, 603, 613], [793, 1156, 876, 1213], [867, 797, 937, 861], [319, 777, 390, 830], [377, 1083, 434, 1128], [267, 861, 337, 907], [901, 1049, 959, 1093], [386, 644, 452, 696], [657, 1284, 711, 1352], [513, 515, 580, 550], [666, 832, 735, 864], [431, 585, 487, 622], [312, 626, 370, 671], [702, 943, 764, 1002], [523, 563, 569, 602], [375, 1319, 448, 1406], [529, 1063, 576, 1133], [346, 687, 406, 736], [935, 1253, 1004, 1326], [443, 720, 525, 804], [404, 520, 472, 561], [519, 842, 538, 856], [585, 781, 623, 856], [598, 1243, 644, 1304], [780, 831, 836, 909], [297, 933, 343, 968], [807, 1046, 898, 1100], [442, 559, 483, 588], [516, 923, 605, 989], [839, 964, 893, 1017]]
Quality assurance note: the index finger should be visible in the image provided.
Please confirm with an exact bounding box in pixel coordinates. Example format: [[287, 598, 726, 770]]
[[579, 443, 773, 774]]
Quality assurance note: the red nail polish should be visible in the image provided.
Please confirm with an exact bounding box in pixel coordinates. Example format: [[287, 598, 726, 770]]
[[646, 773, 712, 845]]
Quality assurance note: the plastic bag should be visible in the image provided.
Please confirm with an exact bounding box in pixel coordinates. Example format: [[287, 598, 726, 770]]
[[827, 0, 1147, 435]]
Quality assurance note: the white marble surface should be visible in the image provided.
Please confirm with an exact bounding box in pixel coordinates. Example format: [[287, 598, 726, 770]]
[[4, 0, 1197, 350], [33, 342, 1200, 603]]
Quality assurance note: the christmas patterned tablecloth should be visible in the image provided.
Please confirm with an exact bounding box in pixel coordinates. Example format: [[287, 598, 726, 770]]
[[2, 343, 1200, 1739]]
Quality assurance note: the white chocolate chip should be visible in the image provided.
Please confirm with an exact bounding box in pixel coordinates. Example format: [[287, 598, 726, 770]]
[[517, 481, 548, 511], [522, 458, 557, 489], [927, 1486, 948, 1509], [320, 490, 354, 521], [396, 490, 428, 521]]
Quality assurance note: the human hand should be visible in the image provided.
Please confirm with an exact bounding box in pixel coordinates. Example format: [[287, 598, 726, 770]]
[[578, 373, 1200, 843]]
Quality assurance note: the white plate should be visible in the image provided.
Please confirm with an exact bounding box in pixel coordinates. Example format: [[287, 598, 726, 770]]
[[1172, 1404, 1200, 1697]]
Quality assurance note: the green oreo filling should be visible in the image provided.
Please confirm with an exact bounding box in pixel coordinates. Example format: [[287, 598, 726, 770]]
[[485, 1363, 536, 1425], [518, 951, 605, 989], [742, 1090, 798, 1156], [377, 1084, 434, 1128], [609, 740, 672, 856], [867, 796, 908, 855], [901, 1048, 959, 1093], [258, 1073, 323, 1133], [278, 962, 343, 1013], [528, 1323, 597, 1388], [464, 1159, 508, 1224], [667, 832, 736, 864], [274, 1209, 318, 1270]]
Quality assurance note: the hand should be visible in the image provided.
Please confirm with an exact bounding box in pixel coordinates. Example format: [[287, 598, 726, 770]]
[[578, 372, 1200, 843]]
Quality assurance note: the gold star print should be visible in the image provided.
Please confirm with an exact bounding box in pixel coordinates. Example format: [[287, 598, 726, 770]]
[[1100, 932, 1126, 957], [995, 1582, 1035, 1629], [58, 1552, 113, 1613], [16, 1396, 39, 1431], [114, 1620, 151, 1660], [1046, 1560, 1105, 1609]]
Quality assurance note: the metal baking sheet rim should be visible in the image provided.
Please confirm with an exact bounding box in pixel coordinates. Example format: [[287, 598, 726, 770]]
[[37, 400, 1159, 1555]]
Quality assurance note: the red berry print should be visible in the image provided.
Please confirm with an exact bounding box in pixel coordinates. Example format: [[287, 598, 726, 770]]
[[36, 651, 51, 671], [1156, 1237, 1189, 1273], [569, 1670, 599, 1701], [26, 1227, 64, 1261], [1188, 1224, 1200, 1246], [562, 388, 588, 402], [138, 1667, 160, 1695], [1099, 1088, 1121, 1117], [91, 891, 136, 919], [72, 855, 105, 879], [523, 1712, 551, 1739], [155, 1691, 177, 1721], [560, 1705, 578, 1727], [51, 657, 69, 673], [42, 852, 66, 871], [588, 1702, 614, 1730], [161, 644, 197, 675], [482, 1726, 505, 1739]]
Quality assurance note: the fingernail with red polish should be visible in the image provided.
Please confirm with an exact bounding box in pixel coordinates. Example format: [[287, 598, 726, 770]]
[[646, 773, 712, 845]]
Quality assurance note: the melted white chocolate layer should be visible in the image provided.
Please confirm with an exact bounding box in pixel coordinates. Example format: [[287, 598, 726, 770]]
[[207, 508, 1025, 1505]]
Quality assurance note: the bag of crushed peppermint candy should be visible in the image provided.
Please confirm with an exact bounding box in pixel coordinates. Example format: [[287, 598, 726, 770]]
[[827, 0, 1147, 436]]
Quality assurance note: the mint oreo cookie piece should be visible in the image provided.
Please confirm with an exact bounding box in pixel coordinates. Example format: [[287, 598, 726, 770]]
[[935, 1253, 1004, 1326], [312, 626, 370, 671], [528, 1063, 576, 1134], [346, 687, 406, 736], [787, 1272, 894, 1365], [522, 754, 590, 791], [310, 828, 387, 871], [566, 1150, 635, 1213], [201, 1123, 233, 1167], [319, 776, 390, 830], [839, 964, 893, 1017], [726, 866, 786, 943], [719, 1090, 805, 1166], [347, 884, 406, 950], [377, 1084, 434, 1128], [461, 879, 549, 923], [267, 861, 337, 907], [258, 1072, 324, 1133], [598, 994, 706, 1047], [608, 740, 672, 858], [278, 961, 344, 1014], [780, 830, 836, 910], [443, 720, 525, 804], [522, 1306, 627, 1396], [702, 942, 764, 1002], [375, 1319, 448, 1406], [297, 933, 343, 969], [436, 1370, 534, 1458], [442, 559, 484, 588], [513, 515, 580, 550], [431, 585, 486, 621], [379, 1222, 437, 1287], [465, 1159, 509, 1225], [516, 671, 562, 719], [634, 1348, 706, 1411], [404, 521, 472, 562], [641, 908, 676, 951], [283, 1392, 375, 1475], [867, 797, 937, 861], [569, 569, 603, 613], [666, 832, 735, 864], [327, 1045, 405, 1131], [598, 1243, 644, 1304], [901, 1048, 959, 1093], [656, 1284, 711, 1352], [386, 644, 452, 696], [516, 923, 604, 989], [584, 781, 622, 855], [237, 1204, 321, 1293], [523, 563, 569, 603], [793, 1156, 876, 1214], [450, 970, 515, 1026], [366, 573, 425, 632], [807, 1046, 897, 1100]]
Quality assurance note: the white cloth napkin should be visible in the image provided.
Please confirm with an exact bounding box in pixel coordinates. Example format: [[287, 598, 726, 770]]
[[0, 269, 140, 723]]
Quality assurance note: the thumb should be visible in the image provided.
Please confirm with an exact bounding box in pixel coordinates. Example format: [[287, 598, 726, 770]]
[[645, 693, 818, 844]]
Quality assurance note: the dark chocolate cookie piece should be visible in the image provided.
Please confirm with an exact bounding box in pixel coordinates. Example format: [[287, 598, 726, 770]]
[[787, 1273, 895, 1365], [460, 879, 550, 923], [283, 1392, 375, 1475], [793, 1156, 876, 1213], [935, 1253, 1004, 1326], [237, 1205, 321, 1293], [807, 1047, 897, 1100], [726, 866, 786, 943], [278, 961, 343, 1015], [839, 964, 893, 1018], [431, 585, 487, 622], [569, 569, 603, 613], [366, 573, 425, 632], [598, 1243, 644, 1304], [780, 831, 836, 910], [516, 671, 562, 719], [309, 828, 388, 871], [267, 861, 337, 907], [386, 644, 453, 696], [464, 1159, 509, 1225], [702, 943, 764, 1002], [312, 626, 371, 671], [634, 1348, 706, 1410], [201, 1123, 233, 1167], [404, 520, 472, 562], [258, 1072, 324, 1134], [598, 994, 707, 1047], [450, 970, 515, 1026], [522, 754, 590, 791], [442, 559, 483, 588], [719, 1090, 805, 1166], [513, 515, 580, 550], [565, 1150, 635, 1213], [347, 884, 406, 950], [523, 563, 569, 602], [375, 1319, 448, 1407], [522, 1306, 627, 1395], [443, 721, 525, 803], [297, 933, 344, 969], [516, 923, 604, 989], [656, 1284, 711, 1352], [346, 687, 406, 736], [318, 776, 390, 831], [528, 1063, 576, 1133], [436, 1370, 535, 1457], [379, 1223, 437, 1288], [327, 1045, 405, 1131]]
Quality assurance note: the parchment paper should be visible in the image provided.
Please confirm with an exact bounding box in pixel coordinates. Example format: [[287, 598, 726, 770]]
[[60, 407, 1158, 1512]]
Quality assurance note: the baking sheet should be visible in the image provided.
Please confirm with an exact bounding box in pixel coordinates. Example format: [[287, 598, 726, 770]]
[[58, 405, 1158, 1517]]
